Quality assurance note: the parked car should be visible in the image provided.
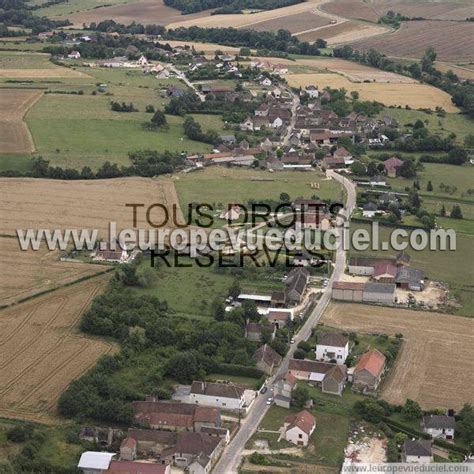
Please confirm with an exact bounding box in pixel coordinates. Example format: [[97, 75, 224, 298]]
[[260, 386, 267, 394]]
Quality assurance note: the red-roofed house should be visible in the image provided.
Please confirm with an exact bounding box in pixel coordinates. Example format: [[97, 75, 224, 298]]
[[284, 410, 316, 447], [353, 349, 386, 391], [106, 460, 170, 474], [373, 261, 397, 283], [384, 157, 403, 177], [120, 437, 137, 461]]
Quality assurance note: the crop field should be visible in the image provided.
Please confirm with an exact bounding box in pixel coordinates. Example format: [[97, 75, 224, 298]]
[[0, 237, 107, 306], [351, 21, 474, 62], [435, 62, 474, 81], [0, 52, 89, 79], [286, 73, 457, 111], [290, 57, 416, 83], [0, 177, 182, 237], [0, 89, 42, 154], [0, 275, 115, 423], [323, 303, 474, 410], [322, 0, 473, 22], [63, 0, 211, 27], [174, 166, 341, 210], [32, 0, 139, 18], [249, 11, 330, 34]]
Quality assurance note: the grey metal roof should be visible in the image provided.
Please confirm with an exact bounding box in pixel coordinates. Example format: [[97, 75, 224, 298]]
[[396, 267, 424, 285], [364, 282, 396, 294]]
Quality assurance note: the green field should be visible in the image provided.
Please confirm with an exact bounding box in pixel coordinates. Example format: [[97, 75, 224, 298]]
[[31, 0, 138, 17], [0, 51, 56, 69], [350, 223, 474, 317], [175, 167, 342, 210], [381, 107, 474, 145]]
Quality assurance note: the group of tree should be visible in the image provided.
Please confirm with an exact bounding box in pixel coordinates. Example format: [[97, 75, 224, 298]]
[[143, 109, 168, 130], [377, 10, 409, 27], [164, 0, 303, 14], [110, 101, 138, 112], [183, 116, 220, 145]]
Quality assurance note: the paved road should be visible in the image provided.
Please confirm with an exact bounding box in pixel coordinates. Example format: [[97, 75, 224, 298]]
[[282, 88, 300, 147], [168, 65, 206, 102], [212, 171, 356, 473]]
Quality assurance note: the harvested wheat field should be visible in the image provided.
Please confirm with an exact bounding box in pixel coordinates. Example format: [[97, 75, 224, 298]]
[[166, 0, 322, 29], [351, 20, 474, 62], [435, 62, 474, 81], [250, 11, 330, 34], [0, 69, 88, 78], [292, 58, 416, 83], [286, 73, 458, 111], [64, 0, 210, 27], [0, 89, 42, 153], [0, 275, 115, 423], [323, 303, 474, 410], [0, 177, 183, 237], [322, 0, 473, 22], [0, 237, 107, 306]]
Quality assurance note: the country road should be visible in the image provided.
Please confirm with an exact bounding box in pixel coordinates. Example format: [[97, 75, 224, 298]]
[[212, 170, 357, 473]]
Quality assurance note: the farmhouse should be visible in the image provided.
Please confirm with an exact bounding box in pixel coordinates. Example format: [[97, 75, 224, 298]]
[[373, 261, 397, 283], [253, 344, 282, 374], [132, 401, 221, 433], [119, 437, 136, 461], [348, 256, 381, 276], [284, 410, 316, 447], [422, 415, 455, 440], [106, 461, 169, 473], [403, 440, 433, 463], [285, 267, 309, 304], [315, 333, 349, 364], [266, 309, 292, 328], [362, 202, 379, 217], [295, 211, 332, 231], [331, 281, 364, 302], [128, 429, 177, 456], [270, 290, 287, 308], [353, 349, 386, 391], [288, 359, 347, 396], [189, 381, 245, 411], [363, 282, 396, 304]]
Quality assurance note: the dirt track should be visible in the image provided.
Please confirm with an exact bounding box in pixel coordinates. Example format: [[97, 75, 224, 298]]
[[323, 303, 474, 410]]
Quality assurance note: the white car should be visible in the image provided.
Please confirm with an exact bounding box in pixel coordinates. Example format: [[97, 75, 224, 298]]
[[290, 338, 295, 344], [266, 397, 273, 405]]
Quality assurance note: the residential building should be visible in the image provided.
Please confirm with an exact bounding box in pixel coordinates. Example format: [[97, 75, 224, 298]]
[[68, 51, 81, 59], [128, 429, 177, 455], [353, 349, 386, 391], [322, 365, 347, 396], [253, 344, 282, 374], [373, 261, 397, 283], [285, 267, 309, 304], [219, 204, 243, 221], [266, 309, 291, 328], [305, 85, 319, 99], [132, 401, 221, 432], [119, 437, 136, 461], [78, 452, 115, 474], [422, 415, 456, 440], [370, 175, 387, 186], [274, 372, 297, 408], [106, 461, 169, 474], [384, 156, 403, 177], [189, 381, 245, 411], [362, 202, 378, 217], [403, 440, 433, 463], [315, 333, 349, 364], [245, 322, 275, 342], [284, 410, 316, 447]]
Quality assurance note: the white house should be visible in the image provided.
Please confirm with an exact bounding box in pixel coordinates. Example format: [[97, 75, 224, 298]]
[[260, 77, 272, 87], [362, 202, 378, 218], [189, 381, 245, 412], [370, 175, 387, 186], [315, 333, 349, 364], [78, 452, 115, 474], [137, 55, 148, 67], [68, 51, 81, 59], [219, 204, 243, 221], [272, 87, 281, 99], [403, 440, 433, 463], [284, 410, 316, 447], [240, 117, 254, 131], [305, 85, 319, 98], [422, 415, 455, 440], [270, 116, 283, 129]]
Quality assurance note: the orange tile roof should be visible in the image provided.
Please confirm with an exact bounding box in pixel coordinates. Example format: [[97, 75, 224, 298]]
[[354, 349, 385, 377]]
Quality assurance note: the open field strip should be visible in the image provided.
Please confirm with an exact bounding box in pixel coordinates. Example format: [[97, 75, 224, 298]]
[[0, 237, 107, 306], [286, 73, 458, 111], [0, 177, 181, 237], [0, 89, 43, 154], [323, 303, 474, 410], [0, 275, 115, 423]]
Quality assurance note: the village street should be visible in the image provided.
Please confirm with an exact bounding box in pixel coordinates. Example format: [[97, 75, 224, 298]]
[[213, 170, 357, 473]]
